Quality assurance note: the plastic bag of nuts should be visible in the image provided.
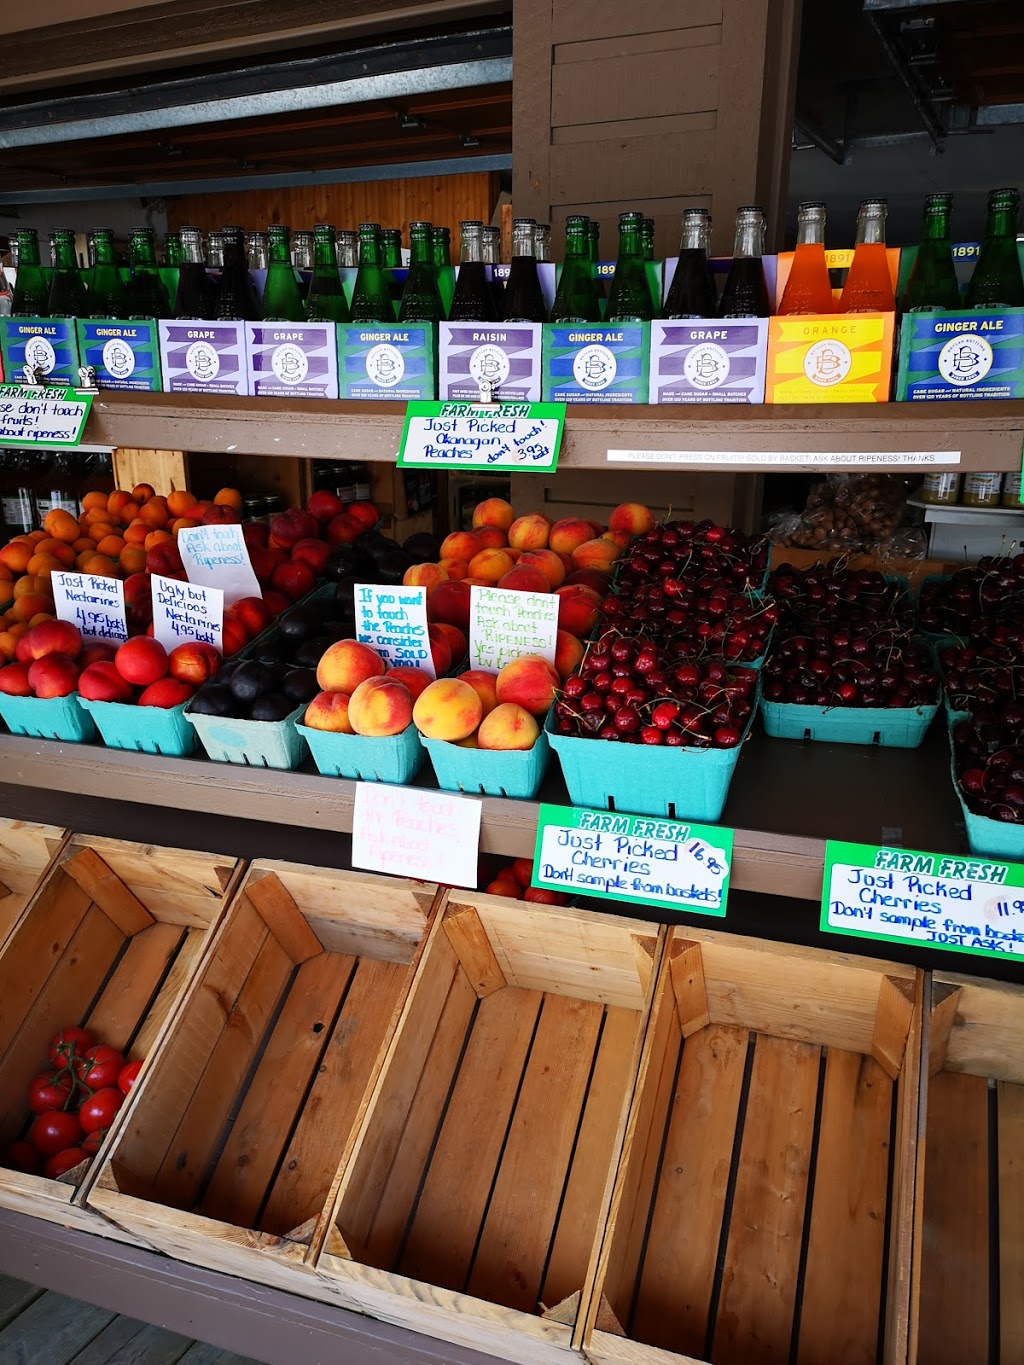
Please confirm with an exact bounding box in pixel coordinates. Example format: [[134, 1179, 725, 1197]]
[[773, 474, 918, 553]]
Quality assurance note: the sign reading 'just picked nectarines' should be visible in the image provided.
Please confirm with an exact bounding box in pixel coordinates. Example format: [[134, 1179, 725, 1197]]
[[52, 571, 127, 643], [397, 401, 564, 472]]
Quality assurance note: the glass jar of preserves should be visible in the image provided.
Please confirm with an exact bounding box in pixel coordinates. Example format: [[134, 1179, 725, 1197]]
[[921, 472, 961, 505], [962, 472, 1004, 508], [1002, 472, 1022, 507]]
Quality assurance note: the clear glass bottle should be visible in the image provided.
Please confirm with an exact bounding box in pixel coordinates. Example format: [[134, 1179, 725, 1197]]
[[534, 223, 552, 262], [962, 472, 1004, 508], [206, 231, 225, 268], [336, 231, 359, 268], [449, 221, 496, 322], [482, 226, 505, 319], [87, 227, 127, 319], [246, 231, 269, 270], [719, 207, 771, 318], [350, 223, 394, 323], [47, 229, 87, 318], [1002, 472, 1022, 507], [920, 472, 961, 506], [606, 211, 654, 322], [1, 452, 34, 538], [662, 208, 716, 319], [261, 225, 304, 322], [35, 450, 79, 520], [305, 225, 350, 323], [778, 201, 833, 315], [292, 231, 315, 271], [550, 215, 601, 323], [503, 218, 547, 323], [11, 230, 48, 316], [174, 227, 212, 320], [840, 199, 896, 313]]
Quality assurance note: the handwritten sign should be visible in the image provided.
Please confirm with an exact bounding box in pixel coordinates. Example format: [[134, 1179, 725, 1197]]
[[52, 572, 127, 643], [0, 384, 93, 449], [532, 804, 732, 917], [177, 524, 261, 605], [352, 783, 481, 888], [469, 585, 559, 673], [822, 840, 1024, 960], [151, 574, 223, 653], [354, 584, 434, 676], [397, 401, 564, 472]]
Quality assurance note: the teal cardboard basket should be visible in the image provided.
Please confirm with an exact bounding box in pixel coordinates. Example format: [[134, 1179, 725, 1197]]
[[950, 744, 1024, 862], [544, 711, 745, 823], [297, 721, 424, 783], [79, 697, 197, 756], [761, 698, 938, 747], [422, 731, 550, 798], [186, 703, 308, 769], [0, 692, 95, 742]]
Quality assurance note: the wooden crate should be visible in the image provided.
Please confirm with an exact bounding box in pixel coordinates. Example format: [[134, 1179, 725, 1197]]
[[88, 861, 441, 1292], [316, 892, 664, 1365], [915, 972, 1024, 1365], [583, 927, 923, 1365], [0, 835, 242, 1240], [0, 819, 66, 946]]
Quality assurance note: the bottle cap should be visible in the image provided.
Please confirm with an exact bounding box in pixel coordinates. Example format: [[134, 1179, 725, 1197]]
[[798, 201, 826, 211], [618, 211, 644, 225]]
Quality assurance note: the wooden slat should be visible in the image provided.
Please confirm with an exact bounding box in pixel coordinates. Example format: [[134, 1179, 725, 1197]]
[[467, 992, 604, 1313], [84, 921, 186, 1054], [62, 848, 155, 937], [712, 1035, 820, 1365], [797, 1051, 892, 1365], [65, 1315, 193, 1365], [928, 981, 962, 1077], [130, 927, 208, 1062], [669, 941, 710, 1038], [399, 985, 541, 1291], [632, 1024, 747, 1354], [0, 1274, 44, 1331], [870, 975, 915, 1080], [111, 448, 189, 498], [940, 975, 1024, 1086], [918, 1069, 989, 1365], [0, 876, 92, 1050], [551, 0, 723, 44], [999, 1080, 1024, 1365], [244, 873, 323, 966], [551, 43, 718, 127], [0, 1290, 116, 1365], [442, 907, 507, 998]]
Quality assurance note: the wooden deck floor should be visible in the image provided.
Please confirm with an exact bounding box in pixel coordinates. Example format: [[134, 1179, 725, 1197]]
[[0, 1275, 266, 1365]]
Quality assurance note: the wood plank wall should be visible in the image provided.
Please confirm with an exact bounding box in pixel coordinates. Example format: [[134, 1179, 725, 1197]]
[[512, 0, 800, 256], [166, 172, 501, 242]]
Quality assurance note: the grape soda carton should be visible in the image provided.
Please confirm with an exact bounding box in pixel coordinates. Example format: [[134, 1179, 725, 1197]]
[[337, 322, 436, 400], [157, 320, 251, 396], [542, 323, 650, 403], [76, 320, 162, 392], [0, 318, 81, 385], [245, 322, 339, 400]]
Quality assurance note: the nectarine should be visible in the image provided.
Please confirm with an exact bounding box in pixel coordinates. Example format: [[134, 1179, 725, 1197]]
[[25, 619, 81, 661], [115, 636, 168, 687], [138, 678, 194, 708], [78, 661, 134, 703], [169, 642, 222, 686], [28, 654, 79, 698]]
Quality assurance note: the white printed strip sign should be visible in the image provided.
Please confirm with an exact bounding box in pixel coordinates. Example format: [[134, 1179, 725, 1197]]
[[51, 572, 128, 643], [469, 585, 559, 673], [607, 449, 962, 467], [354, 584, 434, 676], [177, 524, 261, 605], [351, 784, 481, 889], [151, 574, 223, 653]]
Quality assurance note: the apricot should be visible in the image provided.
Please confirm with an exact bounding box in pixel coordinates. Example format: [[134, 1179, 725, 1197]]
[[0, 542, 32, 574], [95, 535, 126, 558], [80, 555, 119, 579], [166, 489, 199, 519], [495, 655, 559, 717], [107, 490, 134, 519], [471, 497, 515, 533], [123, 521, 150, 546], [72, 537, 97, 554], [478, 702, 540, 751], [34, 538, 76, 567], [413, 678, 483, 742], [213, 487, 244, 511], [348, 676, 414, 737], [131, 483, 156, 504], [145, 530, 174, 552], [26, 553, 62, 580], [139, 498, 169, 528], [171, 517, 200, 534], [119, 546, 147, 575], [86, 520, 117, 542], [42, 509, 80, 544], [507, 514, 552, 551], [81, 491, 108, 513], [11, 594, 52, 623], [13, 575, 49, 600]]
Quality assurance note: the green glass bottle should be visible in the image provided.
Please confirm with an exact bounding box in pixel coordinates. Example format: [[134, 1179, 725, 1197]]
[[164, 232, 183, 268], [262, 225, 304, 322], [606, 212, 653, 322], [87, 228, 127, 319], [966, 188, 1024, 310], [305, 225, 350, 323], [350, 224, 394, 323], [399, 221, 444, 322], [900, 194, 960, 312], [587, 220, 601, 265], [11, 230, 49, 316], [550, 216, 601, 323], [431, 226, 451, 272], [641, 218, 656, 262], [381, 229, 402, 271], [122, 228, 170, 319], [47, 229, 87, 318]]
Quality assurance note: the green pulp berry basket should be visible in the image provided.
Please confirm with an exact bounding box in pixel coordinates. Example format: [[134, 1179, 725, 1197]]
[[0, 692, 96, 743], [186, 702, 308, 769], [422, 731, 550, 799], [79, 697, 197, 756], [297, 721, 425, 784]]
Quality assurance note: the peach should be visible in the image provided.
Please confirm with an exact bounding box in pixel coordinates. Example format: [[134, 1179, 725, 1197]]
[[428, 580, 472, 631], [458, 734, 479, 749], [507, 514, 552, 551], [28, 654, 79, 698], [495, 655, 559, 716], [608, 502, 655, 537], [564, 568, 611, 595], [138, 677, 194, 708], [485, 875, 521, 898], [517, 548, 565, 590], [348, 676, 414, 737], [271, 561, 316, 602], [306, 489, 345, 524], [169, 642, 222, 686], [440, 531, 481, 562], [385, 666, 434, 700], [115, 637, 168, 687], [467, 548, 515, 584], [458, 669, 499, 717], [549, 518, 596, 557], [303, 691, 354, 733], [316, 639, 386, 694], [0, 662, 32, 696], [601, 529, 632, 550], [478, 702, 539, 751], [78, 661, 134, 703], [289, 538, 331, 575], [25, 620, 82, 661], [474, 526, 509, 551], [554, 629, 585, 680], [497, 564, 551, 595], [472, 497, 515, 532], [571, 538, 621, 573], [432, 622, 468, 663], [412, 678, 483, 741], [554, 584, 603, 638], [325, 513, 363, 546], [427, 625, 452, 678], [438, 557, 471, 582], [403, 562, 448, 591]]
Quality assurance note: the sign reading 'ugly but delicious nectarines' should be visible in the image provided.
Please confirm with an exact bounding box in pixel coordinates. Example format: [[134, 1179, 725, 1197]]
[[469, 585, 559, 673], [397, 401, 564, 473], [151, 573, 223, 653], [52, 571, 127, 643], [177, 524, 261, 606], [354, 583, 435, 677]]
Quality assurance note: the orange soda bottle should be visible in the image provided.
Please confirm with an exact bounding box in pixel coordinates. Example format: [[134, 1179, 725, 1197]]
[[839, 199, 895, 313], [778, 201, 834, 314]]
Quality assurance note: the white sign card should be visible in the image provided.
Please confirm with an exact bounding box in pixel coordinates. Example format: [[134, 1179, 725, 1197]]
[[0, 385, 93, 448], [151, 573, 223, 653], [469, 585, 559, 672], [398, 401, 564, 472], [351, 784, 482, 889], [51, 572, 128, 644], [607, 449, 962, 468], [354, 584, 435, 677], [177, 524, 261, 605]]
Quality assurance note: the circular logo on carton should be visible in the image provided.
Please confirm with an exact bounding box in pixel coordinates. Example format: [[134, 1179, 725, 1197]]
[[271, 342, 308, 386], [468, 343, 510, 390], [102, 338, 136, 380], [683, 342, 730, 390], [938, 334, 993, 387], [23, 336, 56, 376], [803, 339, 852, 387], [365, 343, 405, 388], [572, 344, 617, 391], [185, 340, 220, 383]]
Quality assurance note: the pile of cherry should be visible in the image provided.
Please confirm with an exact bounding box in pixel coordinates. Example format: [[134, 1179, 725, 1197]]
[[762, 563, 939, 710], [554, 520, 765, 748]]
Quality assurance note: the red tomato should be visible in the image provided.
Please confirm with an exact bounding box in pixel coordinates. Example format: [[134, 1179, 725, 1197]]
[[117, 1060, 143, 1095], [6, 1139, 39, 1174], [44, 1147, 86, 1180], [78, 1087, 124, 1135], [47, 1027, 96, 1068], [75, 1045, 125, 1092], [27, 1071, 74, 1115], [29, 1110, 83, 1155], [80, 1129, 106, 1156]]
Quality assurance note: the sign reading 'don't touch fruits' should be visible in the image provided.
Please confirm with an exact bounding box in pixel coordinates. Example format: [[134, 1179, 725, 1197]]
[[532, 804, 733, 917], [151, 573, 223, 653], [397, 401, 564, 472], [822, 839, 1024, 961], [177, 524, 261, 606], [0, 384, 93, 449], [51, 571, 128, 643], [352, 783, 481, 888], [354, 583, 434, 676]]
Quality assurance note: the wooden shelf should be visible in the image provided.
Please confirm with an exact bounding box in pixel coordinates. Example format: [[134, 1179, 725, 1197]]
[[82, 390, 1024, 471], [0, 723, 965, 904]]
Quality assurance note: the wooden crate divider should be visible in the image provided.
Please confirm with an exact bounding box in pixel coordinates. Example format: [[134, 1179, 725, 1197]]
[[0, 834, 243, 1242], [0, 818, 67, 946], [87, 861, 442, 1294], [314, 891, 664, 1365], [581, 927, 923, 1365]]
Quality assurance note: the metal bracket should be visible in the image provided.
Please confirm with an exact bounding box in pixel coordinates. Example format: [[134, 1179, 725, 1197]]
[[476, 377, 498, 405], [76, 365, 99, 394], [18, 362, 98, 396]]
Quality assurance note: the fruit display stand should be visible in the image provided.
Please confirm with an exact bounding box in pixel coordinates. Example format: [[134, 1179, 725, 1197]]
[[0, 819, 67, 945], [0, 835, 243, 1239]]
